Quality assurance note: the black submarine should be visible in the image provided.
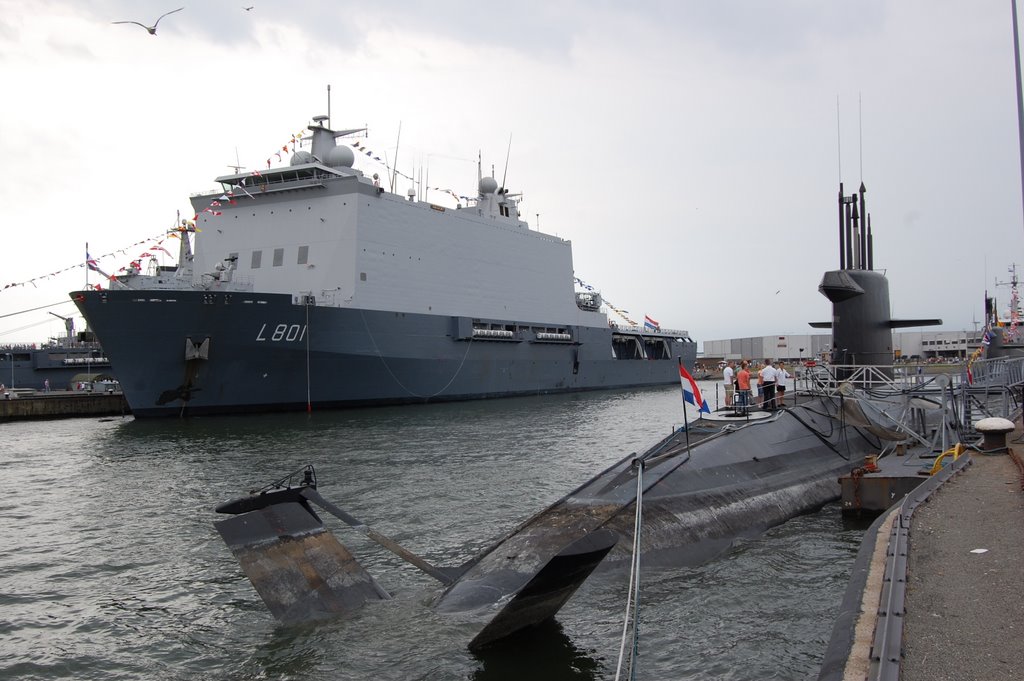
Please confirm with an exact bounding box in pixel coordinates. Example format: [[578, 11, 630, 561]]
[[213, 182, 945, 650]]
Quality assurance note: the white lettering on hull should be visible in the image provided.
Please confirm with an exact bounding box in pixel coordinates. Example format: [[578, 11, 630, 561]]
[[256, 323, 307, 342]]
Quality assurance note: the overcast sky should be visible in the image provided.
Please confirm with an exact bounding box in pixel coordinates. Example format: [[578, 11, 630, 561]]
[[1, 1, 1022, 348]]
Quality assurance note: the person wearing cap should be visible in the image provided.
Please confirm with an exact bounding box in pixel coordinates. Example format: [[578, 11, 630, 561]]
[[723, 360, 736, 407]]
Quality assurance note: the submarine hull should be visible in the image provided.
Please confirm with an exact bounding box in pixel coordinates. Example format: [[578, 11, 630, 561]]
[[435, 396, 880, 623]]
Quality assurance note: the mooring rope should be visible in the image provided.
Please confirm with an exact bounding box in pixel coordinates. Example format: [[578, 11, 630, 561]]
[[305, 298, 312, 413], [359, 308, 475, 399], [614, 458, 645, 681]]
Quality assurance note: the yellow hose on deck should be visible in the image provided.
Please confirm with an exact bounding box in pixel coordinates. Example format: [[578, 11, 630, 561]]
[[929, 443, 966, 476]]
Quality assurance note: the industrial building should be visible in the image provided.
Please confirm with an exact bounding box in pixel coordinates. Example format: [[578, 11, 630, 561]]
[[702, 330, 985, 364]]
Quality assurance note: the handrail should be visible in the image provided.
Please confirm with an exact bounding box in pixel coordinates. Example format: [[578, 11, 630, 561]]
[[798, 364, 960, 394], [798, 357, 1024, 394], [968, 355, 1024, 388]]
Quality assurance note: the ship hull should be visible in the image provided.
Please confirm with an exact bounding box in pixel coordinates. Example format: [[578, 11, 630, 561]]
[[72, 289, 696, 417]]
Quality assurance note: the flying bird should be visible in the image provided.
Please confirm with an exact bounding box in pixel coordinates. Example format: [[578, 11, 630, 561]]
[[243, 5, 254, 10], [112, 7, 184, 35]]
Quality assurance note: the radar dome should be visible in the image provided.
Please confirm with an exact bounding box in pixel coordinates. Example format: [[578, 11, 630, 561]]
[[290, 150, 313, 166], [479, 176, 498, 194], [325, 144, 355, 168]]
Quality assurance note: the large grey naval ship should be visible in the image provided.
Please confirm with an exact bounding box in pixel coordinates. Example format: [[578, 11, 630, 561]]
[[71, 114, 696, 417]]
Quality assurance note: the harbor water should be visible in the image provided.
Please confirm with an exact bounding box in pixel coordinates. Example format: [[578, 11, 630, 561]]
[[0, 383, 868, 680]]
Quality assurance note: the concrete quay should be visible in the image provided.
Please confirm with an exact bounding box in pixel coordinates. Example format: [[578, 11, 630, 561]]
[[819, 421, 1024, 680], [901, 448, 1024, 681]]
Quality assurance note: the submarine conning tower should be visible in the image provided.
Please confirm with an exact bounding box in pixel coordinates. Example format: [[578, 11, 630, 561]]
[[812, 182, 941, 375]]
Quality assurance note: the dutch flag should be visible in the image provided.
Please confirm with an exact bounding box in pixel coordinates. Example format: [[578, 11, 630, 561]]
[[644, 315, 660, 330], [679, 360, 710, 414]]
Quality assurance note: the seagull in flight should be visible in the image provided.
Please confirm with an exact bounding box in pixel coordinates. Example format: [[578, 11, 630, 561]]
[[112, 7, 184, 35]]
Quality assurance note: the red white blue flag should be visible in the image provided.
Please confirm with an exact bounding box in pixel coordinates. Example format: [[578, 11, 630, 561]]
[[85, 250, 112, 280], [679, 361, 710, 414], [644, 315, 660, 330]]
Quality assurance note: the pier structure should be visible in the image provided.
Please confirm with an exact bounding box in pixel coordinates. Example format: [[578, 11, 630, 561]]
[[817, 354, 1024, 680]]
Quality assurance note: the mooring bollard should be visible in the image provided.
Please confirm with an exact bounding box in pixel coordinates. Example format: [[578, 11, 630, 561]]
[[974, 417, 1015, 453]]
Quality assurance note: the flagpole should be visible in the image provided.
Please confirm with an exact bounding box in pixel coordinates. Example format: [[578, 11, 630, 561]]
[[678, 358, 691, 451], [85, 242, 89, 289]]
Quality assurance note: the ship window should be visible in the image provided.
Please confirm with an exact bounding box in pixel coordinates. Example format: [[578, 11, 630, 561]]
[[251, 250, 262, 269], [273, 248, 284, 267], [298, 245, 309, 264]]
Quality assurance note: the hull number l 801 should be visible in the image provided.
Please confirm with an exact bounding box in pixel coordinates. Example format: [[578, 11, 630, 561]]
[[256, 323, 308, 342]]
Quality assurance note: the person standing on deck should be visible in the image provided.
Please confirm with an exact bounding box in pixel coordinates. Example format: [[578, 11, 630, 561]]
[[736, 360, 751, 413], [760, 359, 777, 410], [755, 362, 764, 404], [774, 361, 789, 408], [723, 360, 736, 407]]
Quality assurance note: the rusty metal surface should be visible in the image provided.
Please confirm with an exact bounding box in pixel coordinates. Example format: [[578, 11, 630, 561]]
[[215, 502, 388, 623], [840, 473, 928, 514]]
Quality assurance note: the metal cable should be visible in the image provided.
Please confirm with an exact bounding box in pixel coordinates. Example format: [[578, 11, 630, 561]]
[[614, 459, 644, 681], [359, 308, 475, 399]]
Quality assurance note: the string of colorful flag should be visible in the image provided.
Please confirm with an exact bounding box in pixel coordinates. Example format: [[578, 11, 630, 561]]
[[7, 125, 313, 292], [265, 129, 306, 169], [195, 128, 310, 220], [965, 325, 999, 385], [347, 137, 473, 204], [573, 277, 640, 327], [966, 343, 984, 385], [1, 228, 185, 293], [197, 179, 251, 218]]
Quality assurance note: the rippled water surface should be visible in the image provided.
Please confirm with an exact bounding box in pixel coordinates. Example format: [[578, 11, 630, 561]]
[[0, 384, 867, 680]]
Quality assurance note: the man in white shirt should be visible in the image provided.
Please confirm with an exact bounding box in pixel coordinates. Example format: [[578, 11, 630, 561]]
[[723, 361, 736, 406], [759, 360, 777, 410], [774, 361, 790, 408]]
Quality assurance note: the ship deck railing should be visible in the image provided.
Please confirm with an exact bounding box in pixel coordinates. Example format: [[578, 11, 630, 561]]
[[798, 357, 1024, 425], [797, 363, 965, 394], [798, 357, 1024, 393], [609, 324, 690, 338], [967, 355, 1024, 388]]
